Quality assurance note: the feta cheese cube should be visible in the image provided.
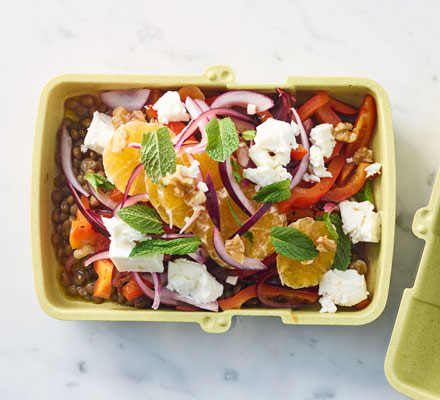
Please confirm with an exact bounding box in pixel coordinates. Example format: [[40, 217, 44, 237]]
[[319, 269, 368, 313], [197, 181, 208, 192], [181, 160, 200, 178], [339, 200, 381, 244], [81, 111, 116, 154], [152, 91, 190, 124], [365, 162, 382, 178], [302, 172, 321, 183], [309, 146, 332, 179], [243, 165, 292, 188], [167, 259, 223, 304], [253, 118, 298, 152], [310, 123, 336, 158], [247, 103, 257, 115], [102, 217, 149, 243], [248, 145, 290, 168]]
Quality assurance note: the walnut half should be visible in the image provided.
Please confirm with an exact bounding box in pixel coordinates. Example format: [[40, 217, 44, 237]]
[[352, 147, 373, 164], [333, 122, 357, 143], [316, 236, 337, 252], [225, 234, 245, 263]]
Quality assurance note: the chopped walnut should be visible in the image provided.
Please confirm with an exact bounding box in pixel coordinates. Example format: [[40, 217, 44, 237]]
[[225, 235, 245, 263], [111, 106, 147, 129], [352, 147, 373, 164], [109, 126, 130, 153], [162, 165, 194, 197], [185, 191, 206, 207], [73, 244, 95, 259], [316, 236, 337, 252], [333, 122, 357, 143], [349, 259, 368, 275]]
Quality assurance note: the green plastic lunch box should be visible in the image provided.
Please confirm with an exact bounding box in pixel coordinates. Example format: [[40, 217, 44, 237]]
[[30, 66, 396, 333], [385, 167, 440, 399]]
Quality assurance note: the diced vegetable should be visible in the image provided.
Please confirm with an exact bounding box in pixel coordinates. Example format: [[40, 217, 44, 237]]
[[297, 91, 330, 121], [93, 259, 114, 299], [218, 285, 257, 310], [69, 196, 102, 249], [290, 144, 308, 161], [122, 279, 144, 301], [328, 97, 358, 114], [178, 86, 205, 101]]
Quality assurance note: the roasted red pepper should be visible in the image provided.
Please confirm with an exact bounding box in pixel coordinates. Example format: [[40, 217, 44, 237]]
[[110, 188, 124, 203], [323, 162, 369, 202], [278, 153, 346, 212], [167, 121, 186, 135], [355, 297, 371, 310], [290, 144, 308, 161], [218, 285, 257, 310], [69, 196, 101, 250], [257, 284, 318, 308], [297, 91, 329, 121], [256, 110, 273, 123], [328, 97, 358, 114], [93, 259, 114, 299], [122, 279, 143, 301]]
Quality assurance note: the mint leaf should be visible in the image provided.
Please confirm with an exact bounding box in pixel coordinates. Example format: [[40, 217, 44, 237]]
[[226, 199, 253, 244], [85, 173, 115, 192], [364, 180, 374, 206], [130, 237, 201, 257], [141, 127, 176, 183], [322, 212, 338, 240], [329, 213, 351, 270], [252, 180, 291, 203], [352, 191, 366, 202], [241, 130, 256, 141], [231, 158, 242, 183], [117, 205, 164, 234], [206, 117, 239, 162], [270, 227, 318, 261]]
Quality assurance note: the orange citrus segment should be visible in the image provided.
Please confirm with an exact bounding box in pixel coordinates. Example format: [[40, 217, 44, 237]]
[[193, 152, 223, 189], [277, 218, 336, 289], [102, 121, 163, 196]]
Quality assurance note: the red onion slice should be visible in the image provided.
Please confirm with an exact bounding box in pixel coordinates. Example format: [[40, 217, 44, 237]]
[[179, 208, 201, 234], [151, 272, 162, 310], [84, 251, 110, 267], [204, 174, 221, 230], [229, 202, 272, 239], [290, 107, 310, 190], [86, 182, 117, 210], [303, 118, 314, 134], [231, 117, 255, 133], [100, 89, 151, 112], [60, 124, 89, 197], [121, 163, 143, 208], [188, 249, 207, 264], [128, 143, 141, 149], [270, 88, 292, 122], [323, 202, 339, 214], [173, 108, 255, 151], [66, 180, 110, 237], [183, 97, 210, 154], [213, 227, 267, 271], [112, 193, 149, 217], [210, 90, 274, 112], [219, 156, 255, 216]]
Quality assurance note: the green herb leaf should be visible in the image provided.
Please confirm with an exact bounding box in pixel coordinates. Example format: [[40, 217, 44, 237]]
[[206, 117, 239, 162], [140, 127, 177, 184], [231, 158, 242, 183], [322, 212, 338, 240], [226, 199, 254, 244], [363, 180, 374, 205], [129, 237, 201, 257], [117, 205, 164, 234], [85, 173, 115, 192], [252, 180, 291, 203], [352, 191, 366, 202], [270, 226, 318, 261], [241, 130, 256, 141], [329, 213, 351, 270]]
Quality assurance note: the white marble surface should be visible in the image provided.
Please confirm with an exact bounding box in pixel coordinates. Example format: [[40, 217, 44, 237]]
[[2, 0, 440, 398]]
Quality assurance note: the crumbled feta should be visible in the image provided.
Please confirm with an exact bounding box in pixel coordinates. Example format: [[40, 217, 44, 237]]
[[152, 91, 190, 124], [226, 275, 239, 286], [319, 269, 368, 313], [181, 160, 200, 179], [290, 121, 300, 136], [365, 162, 382, 178], [81, 111, 116, 154], [302, 123, 337, 182], [339, 200, 381, 244], [167, 259, 223, 304], [247, 103, 257, 115], [197, 181, 208, 192], [346, 157, 353, 164], [102, 217, 164, 273], [244, 118, 298, 188]]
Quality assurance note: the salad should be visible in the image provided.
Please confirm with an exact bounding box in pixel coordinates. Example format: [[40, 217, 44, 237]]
[[51, 85, 381, 313]]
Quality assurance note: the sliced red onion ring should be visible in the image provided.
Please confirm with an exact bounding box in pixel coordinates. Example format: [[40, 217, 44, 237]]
[[210, 90, 274, 112], [236, 142, 250, 168], [219, 156, 255, 216], [183, 97, 210, 154], [213, 227, 267, 271], [204, 174, 221, 230], [303, 118, 314, 134], [179, 208, 201, 234], [112, 193, 149, 216], [188, 249, 207, 264], [121, 163, 143, 208], [323, 202, 339, 214], [128, 143, 141, 149], [151, 273, 162, 310], [66, 180, 110, 237], [100, 89, 151, 112], [60, 124, 89, 197], [84, 251, 110, 267], [86, 182, 117, 210], [229, 202, 273, 239], [173, 108, 255, 150], [290, 107, 310, 190], [270, 88, 292, 122]]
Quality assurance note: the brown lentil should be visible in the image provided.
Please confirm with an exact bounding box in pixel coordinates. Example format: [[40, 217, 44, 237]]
[[51, 190, 64, 204], [70, 204, 78, 216], [79, 94, 94, 107], [66, 285, 78, 297], [78, 286, 88, 297], [51, 233, 61, 246], [81, 117, 92, 129], [70, 128, 79, 141], [54, 174, 66, 188], [65, 98, 78, 110], [91, 296, 105, 304], [61, 201, 70, 214], [72, 146, 82, 159], [60, 270, 72, 286], [85, 282, 95, 295]]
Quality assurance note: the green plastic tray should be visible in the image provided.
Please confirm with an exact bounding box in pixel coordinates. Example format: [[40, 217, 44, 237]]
[[31, 66, 396, 332], [385, 168, 440, 399]]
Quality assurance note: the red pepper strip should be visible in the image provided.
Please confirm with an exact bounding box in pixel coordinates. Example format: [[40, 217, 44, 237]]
[[93, 259, 114, 299], [278, 153, 346, 213], [338, 95, 377, 184], [355, 297, 371, 310], [290, 144, 308, 161], [323, 162, 370, 202], [256, 110, 273, 122], [167, 121, 186, 135], [122, 279, 143, 301], [218, 285, 257, 310], [297, 91, 329, 121], [257, 284, 318, 308], [328, 97, 358, 114], [147, 88, 162, 105], [314, 103, 344, 161]]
